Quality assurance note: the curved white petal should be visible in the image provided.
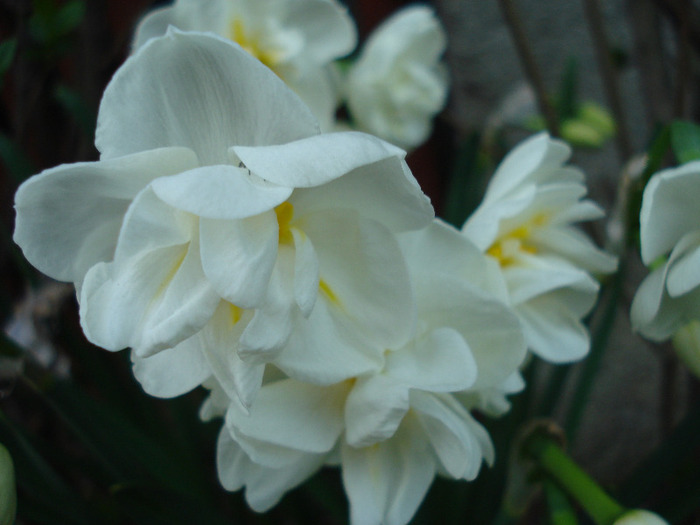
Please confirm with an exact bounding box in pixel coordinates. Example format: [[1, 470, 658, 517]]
[[291, 153, 433, 232], [13, 147, 197, 283], [226, 379, 346, 454], [216, 426, 326, 512], [640, 161, 700, 264], [666, 231, 700, 297], [516, 295, 590, 362], [291, 228, 319, 317], [386, 327, 477, 392], [411, 391, 491, 480], [97, 30, 318, 163], [484, 133, 573, 203], [233, 132, 404, 188], [200, 302, 264, 408], [415, 275, 526, 389], [344, 374, 409, 448], [301, 210, 415, 349], [80, 239, 220, 356], [274, 295, 383, 385], [152, 165, 291, 220], [341, 417, 435, 525], [131, 335, 210, 398], [200, 211, 279, 308]]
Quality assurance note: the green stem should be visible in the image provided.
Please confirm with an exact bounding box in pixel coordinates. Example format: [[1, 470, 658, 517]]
[[522, 431, 625, 525], [543, 479, 578, 525]]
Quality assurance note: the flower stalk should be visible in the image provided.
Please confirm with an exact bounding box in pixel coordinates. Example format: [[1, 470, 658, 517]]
[[521, 426, 625, 525]]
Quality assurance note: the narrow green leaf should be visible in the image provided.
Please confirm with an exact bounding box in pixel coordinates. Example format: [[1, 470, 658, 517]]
[[0, 442, 17, 525], [557, 57, 579, 121], [670, 120, 700, 164], [442, 131, 484, 227]]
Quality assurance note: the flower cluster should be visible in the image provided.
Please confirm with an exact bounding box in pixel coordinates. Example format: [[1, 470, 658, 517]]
[[132, 0, 448, 150], [12, 4, 615, 525]]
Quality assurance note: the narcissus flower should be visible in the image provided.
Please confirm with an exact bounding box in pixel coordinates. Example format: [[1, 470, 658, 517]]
[[631, 161, 700, 340], [14, 30, 433, 405], [207, 220, 526, 525], [344, 5, 449, 150], [463, 133, 617, 362], [132, 0, 356, 130]]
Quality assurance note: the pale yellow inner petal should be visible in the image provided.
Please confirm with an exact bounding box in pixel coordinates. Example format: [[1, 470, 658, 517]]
[[229, 19, 283, 74], [487, 213, 549, 267]]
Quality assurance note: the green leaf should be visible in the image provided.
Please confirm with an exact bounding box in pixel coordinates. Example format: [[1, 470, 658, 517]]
[[670, 120, 700, 164], [0, 442, 17, 525], [557, 57, 579, 121]]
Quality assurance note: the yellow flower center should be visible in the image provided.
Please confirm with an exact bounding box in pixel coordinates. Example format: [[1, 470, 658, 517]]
[[487, 213, 548, 267], [319, 279, 342, 306], [229, 19, 283, 74], [228, 302, 243, 325], [275, 202, 294, 245]]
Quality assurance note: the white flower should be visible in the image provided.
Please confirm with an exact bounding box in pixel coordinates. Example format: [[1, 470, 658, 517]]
[[463, 133, 617, 362], [345, 5, 448, 150], [210, 219, 526, 524], [613, 509, 669, 525], [14, 30, 433, 405], [132, 0, 356, 131], [631, 161, 700, 340]]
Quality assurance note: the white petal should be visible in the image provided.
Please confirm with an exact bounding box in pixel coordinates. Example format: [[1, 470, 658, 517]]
[[13, 147, 197, 282], [233, 132, 404, 188], [411, 391, 491, 480], [97, 30, 318, 163], [80, 240, 220, 356], [415, 275, 526, 389], [200, 302, 264, 408], [386, 327, 477, 392], [113, 186, 195, 264], [274, 295, 383, 385], [516, 296, 590, 362], [341, 418, 435, 525], [640, 162, 700, 264], [291, 228, 319, 317], [238, 248, 295, 358], [151, 165, 291, 220], [216, 425, 326, 512], [666, 231, 700, 297], [484, 133, 572, 203], [532, 226, 617, 274], [503, 256, 599, 306], [244, 450, 326, 512], [200, 211, 279, 307], [344, 374, 409, 448], [301, 210, 415, 349], [283, 0, 356, 63], [290, 153, 433, 232], [131, 335, 210, 398], [226, 379, 346, 454]]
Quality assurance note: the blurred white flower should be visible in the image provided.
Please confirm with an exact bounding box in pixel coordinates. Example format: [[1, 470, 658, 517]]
[[345, 5, 448, 151], [14, 31, 433, 406], [210, 219, 526, 524], [463, 133, 617, 362], [613, 509, 669, 525], [631, 161, 700, 340], [132, 0, 356, 131]]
